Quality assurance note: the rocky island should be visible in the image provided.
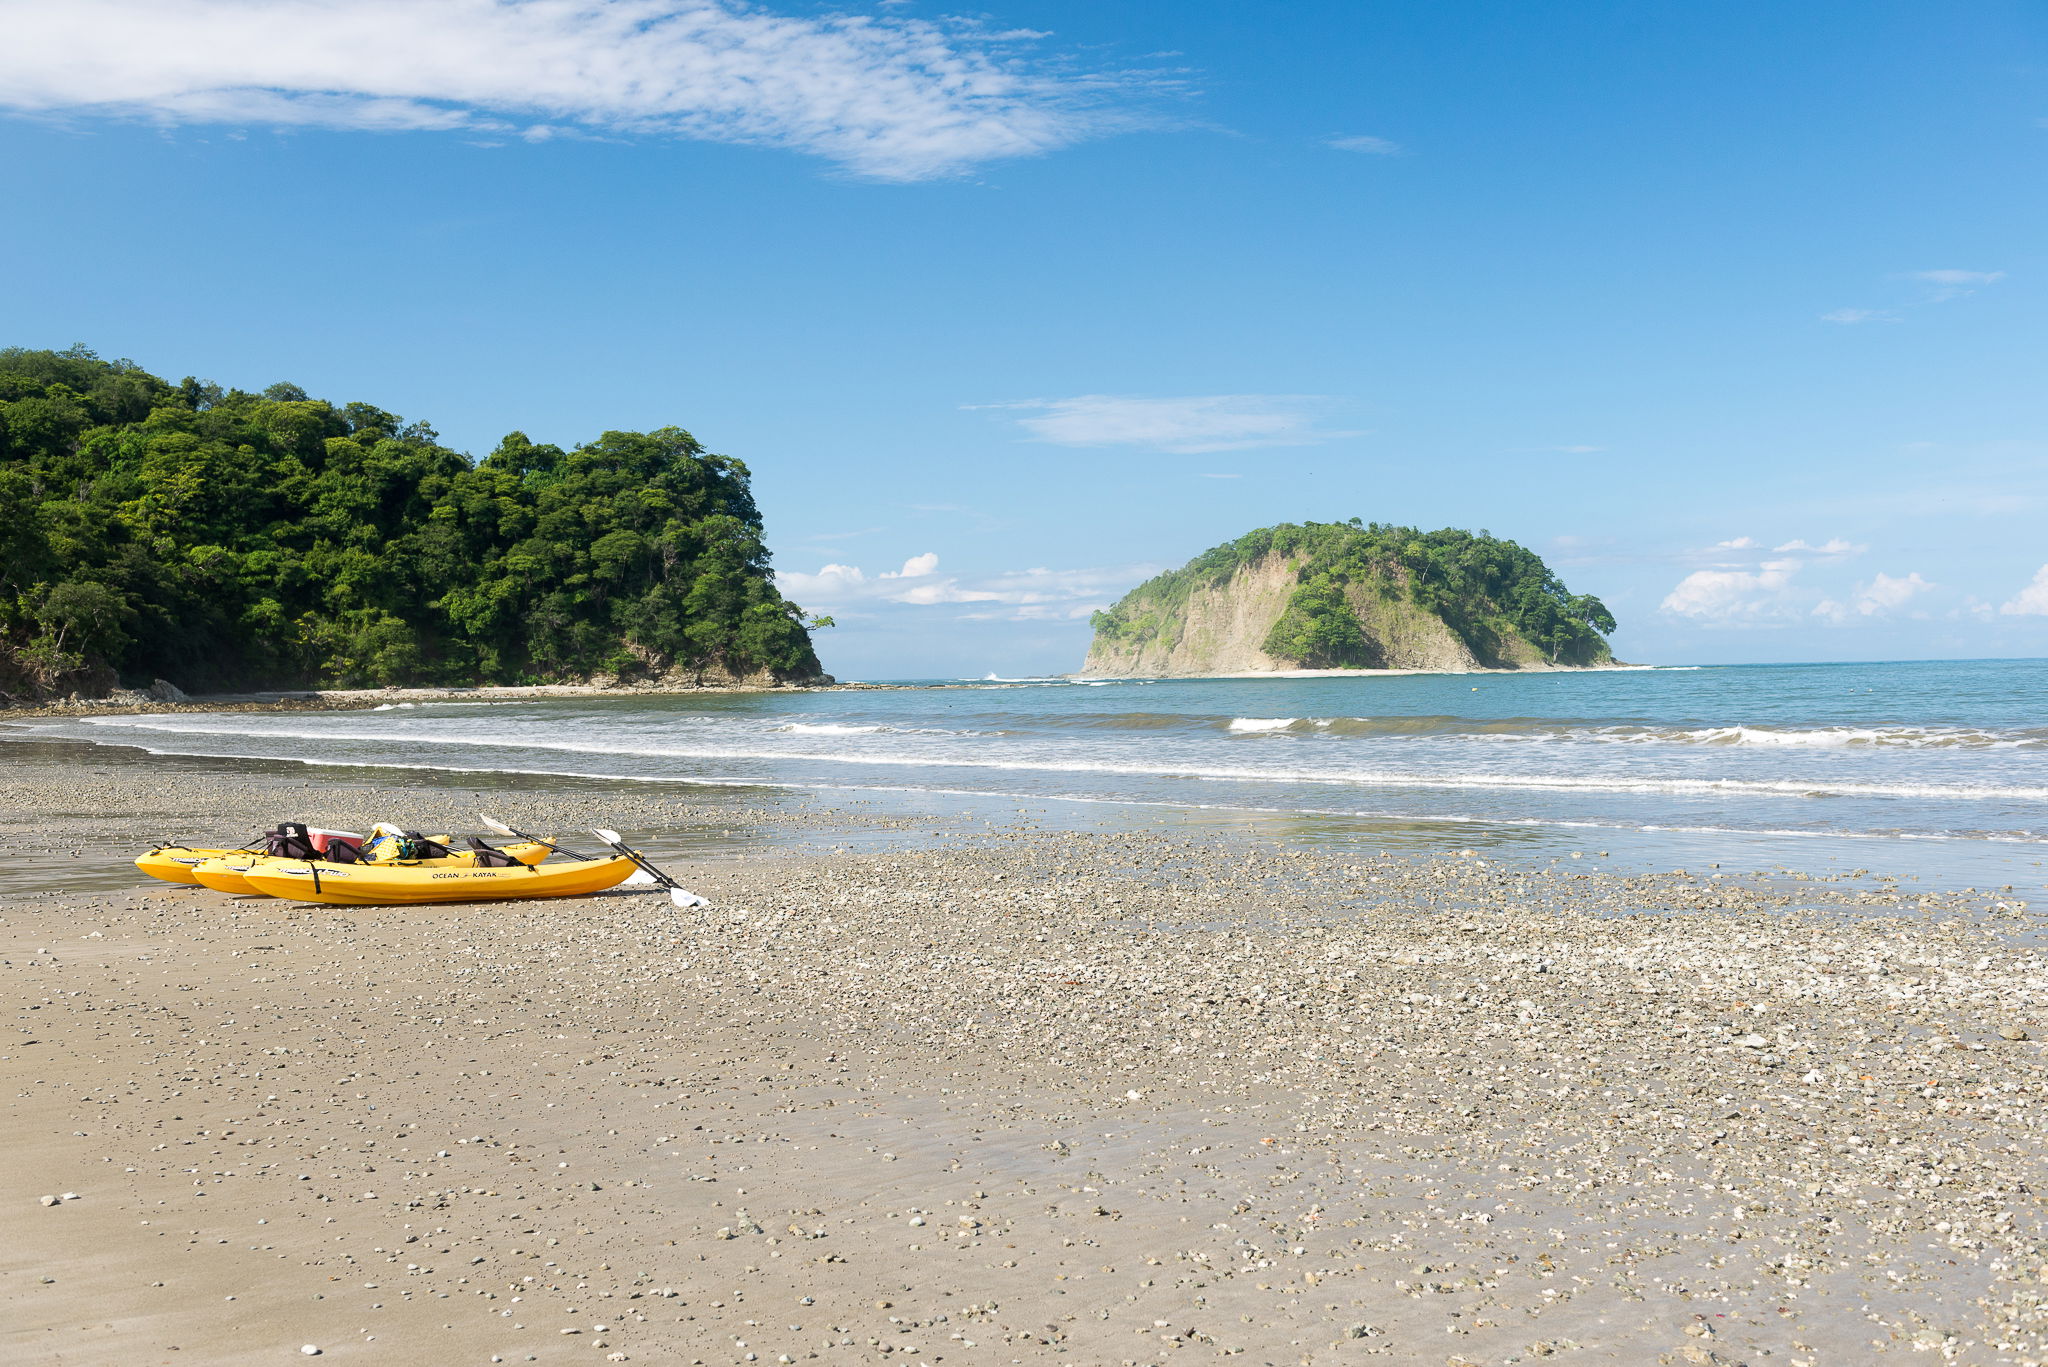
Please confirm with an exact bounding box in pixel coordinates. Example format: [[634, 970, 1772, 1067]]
[[1083, 520, 1617, 677]]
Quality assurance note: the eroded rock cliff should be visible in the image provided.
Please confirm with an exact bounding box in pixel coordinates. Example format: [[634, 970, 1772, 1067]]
[[1081, 523, 1616, 677]]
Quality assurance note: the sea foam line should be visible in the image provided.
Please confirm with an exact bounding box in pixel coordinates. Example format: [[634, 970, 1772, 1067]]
[[8, 730, 2044, 849], [42, 716, 2048, 803]]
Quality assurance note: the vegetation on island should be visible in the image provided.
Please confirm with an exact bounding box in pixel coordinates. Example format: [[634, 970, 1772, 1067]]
[[1090, 520, 1617, 669], [0, 345, 826, 700]]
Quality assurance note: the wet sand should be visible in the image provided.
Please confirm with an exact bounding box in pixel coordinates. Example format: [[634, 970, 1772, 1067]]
[[4, 753, 2048, 1366]]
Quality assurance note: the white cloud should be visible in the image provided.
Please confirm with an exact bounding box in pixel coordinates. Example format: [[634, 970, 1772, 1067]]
[[1816, 570, 1934, 622], [778, 552, 1157, 620], [1999, 565, 2048, 617], [975, 394, 1358, 454], [775, 561, 869, 599], [881, 552, 939, 579], [1820, 308, 1899, 325], [1853, 570, 1933, 612], [0, 0, 1154, 180], [1660, 536, 1874, 622], [1327, 134, 1400, 155], [1772, 537, 1865, 558], [1659, 559, 1804, 619]]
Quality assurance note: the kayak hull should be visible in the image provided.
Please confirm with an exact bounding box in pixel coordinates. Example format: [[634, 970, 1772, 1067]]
[[136, 846, 254, 885], [191, 843, 551, 897], [241, 854, 640, 905]]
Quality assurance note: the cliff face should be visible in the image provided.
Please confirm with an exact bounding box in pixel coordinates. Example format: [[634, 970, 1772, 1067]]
[[1081, 523, 1616, 677], [1081, 552, 1301, 676], [1081, 553, 1494, 675]]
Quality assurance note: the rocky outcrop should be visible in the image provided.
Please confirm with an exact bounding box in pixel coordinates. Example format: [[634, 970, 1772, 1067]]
[[1082, 550, 1596, 677], [1081, 553, 1303, 676]]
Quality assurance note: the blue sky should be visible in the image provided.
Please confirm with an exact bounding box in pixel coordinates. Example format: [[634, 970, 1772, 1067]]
[[2, 0, 2043, 678]]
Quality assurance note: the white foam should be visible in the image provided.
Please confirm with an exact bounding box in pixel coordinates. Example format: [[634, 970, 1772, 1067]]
[[1575, 723, 2042, 750], [13, 730, 2046, 855], [778, 723, 884, 736], [1228, 717, 1297, 733], [31, 716, 2048, 803]]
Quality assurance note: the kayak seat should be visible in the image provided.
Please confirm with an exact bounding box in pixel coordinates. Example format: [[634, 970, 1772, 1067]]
[[465, 837, 523, 868]]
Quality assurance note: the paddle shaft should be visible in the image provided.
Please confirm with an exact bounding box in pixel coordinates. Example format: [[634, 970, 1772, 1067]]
[[481, 819, 595, 862], [594, 832, 683, 890]]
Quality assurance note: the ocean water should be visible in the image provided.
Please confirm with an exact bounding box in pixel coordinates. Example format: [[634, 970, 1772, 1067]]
[[12, 659, 2048, 890]]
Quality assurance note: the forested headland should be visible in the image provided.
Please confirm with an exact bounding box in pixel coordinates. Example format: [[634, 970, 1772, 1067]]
[[1084, 520, 1617, 676], [0, 346, 827, 701]]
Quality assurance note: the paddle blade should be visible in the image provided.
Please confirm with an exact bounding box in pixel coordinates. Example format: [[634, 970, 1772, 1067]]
[[621, 869, 657, 886], [478, 814, 517, 836], [591, 828, 624, 845], [670, 887, 709, 908]]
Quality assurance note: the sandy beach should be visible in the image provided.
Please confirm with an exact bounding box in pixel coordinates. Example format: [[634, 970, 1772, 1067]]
[[5, 749, 2048, 1366]]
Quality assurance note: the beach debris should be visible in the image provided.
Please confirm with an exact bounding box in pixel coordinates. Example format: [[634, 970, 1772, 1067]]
[[15, 770, 2048, 1364]]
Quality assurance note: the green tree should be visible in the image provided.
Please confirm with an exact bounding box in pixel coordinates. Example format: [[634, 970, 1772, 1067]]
[[0, 347, 824, 698]]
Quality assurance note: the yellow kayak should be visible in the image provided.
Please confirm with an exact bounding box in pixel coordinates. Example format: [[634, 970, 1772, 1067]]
[[136, 845, 259, 885], [241, 854, 641, 905], [191, 843, 551, 896]]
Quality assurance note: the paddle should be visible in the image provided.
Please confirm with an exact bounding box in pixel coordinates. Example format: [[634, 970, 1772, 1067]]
[[477, 814, 595, 861], [590, 827, 709, 908]]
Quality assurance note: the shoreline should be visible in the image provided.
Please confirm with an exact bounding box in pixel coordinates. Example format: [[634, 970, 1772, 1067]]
[[0, 665, 1678, 719], [3, 751, 2045, 1364], [1074, 662, 1654, 681], [0, 677, 901, 721], [8, 712, 2044, 895]]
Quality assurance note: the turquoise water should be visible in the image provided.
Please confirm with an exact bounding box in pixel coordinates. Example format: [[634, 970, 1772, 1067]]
[[14, 659, 2048, 889]]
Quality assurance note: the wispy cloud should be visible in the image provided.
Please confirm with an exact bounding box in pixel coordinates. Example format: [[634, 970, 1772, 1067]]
[[1824, 268, 2007, 322], [1905, 268, 2006, 303], [0, 0, 1166, 180], [778, 552, 1157, 620], [1908, 269, 2005, 286], [974, 393, 1359, 454], [1327, 134, 1400, 155], [1771, 537, 1864, 558]]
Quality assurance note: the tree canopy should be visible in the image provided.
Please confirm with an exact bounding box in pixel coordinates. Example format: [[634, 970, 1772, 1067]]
[[0, 345, 824, 699], [1091, 520, 1617, 668]]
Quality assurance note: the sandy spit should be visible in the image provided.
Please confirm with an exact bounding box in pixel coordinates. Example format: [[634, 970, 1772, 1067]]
[[3, 754, 2047, 1366]]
